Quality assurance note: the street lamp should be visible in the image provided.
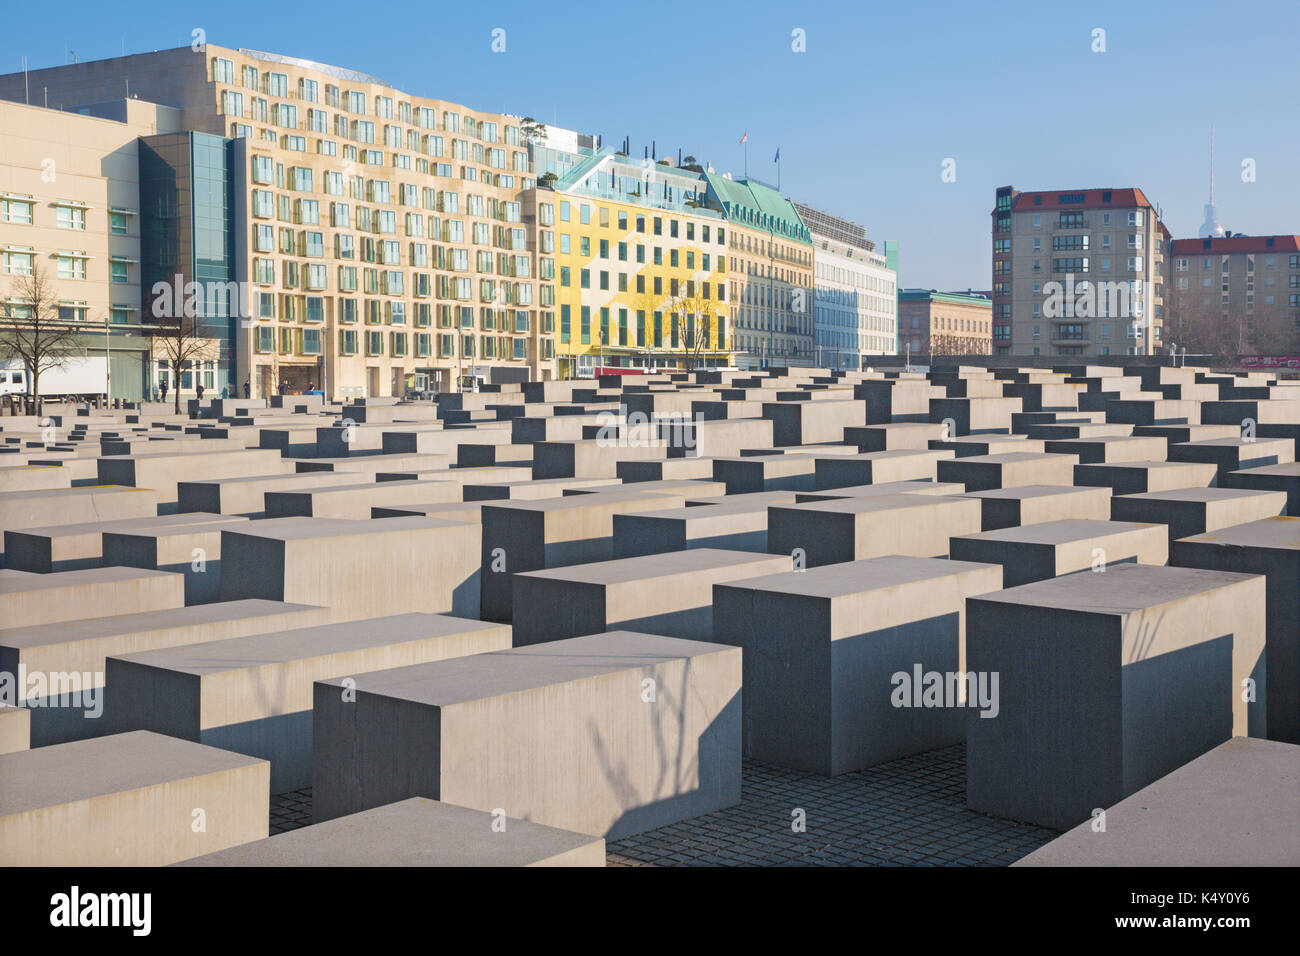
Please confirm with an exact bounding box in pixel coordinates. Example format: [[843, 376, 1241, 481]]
[[102, 314, 111, 408]]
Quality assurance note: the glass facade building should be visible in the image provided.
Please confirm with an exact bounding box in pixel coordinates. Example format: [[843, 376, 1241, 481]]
[[139, 132, 240, 395]]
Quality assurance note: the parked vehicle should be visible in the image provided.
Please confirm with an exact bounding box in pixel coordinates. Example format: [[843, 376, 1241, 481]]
[[0, 357, 108, 402]]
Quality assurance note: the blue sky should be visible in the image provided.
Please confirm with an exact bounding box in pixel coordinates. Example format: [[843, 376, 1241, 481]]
[[4, 0, 1295, 289]]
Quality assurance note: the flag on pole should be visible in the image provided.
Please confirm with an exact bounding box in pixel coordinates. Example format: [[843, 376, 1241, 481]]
[[739, 132, 748, 144], [774, 147, 780, 162]]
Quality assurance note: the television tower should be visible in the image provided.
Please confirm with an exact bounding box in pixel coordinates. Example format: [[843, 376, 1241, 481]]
[[1198, 125, 1225, 239]]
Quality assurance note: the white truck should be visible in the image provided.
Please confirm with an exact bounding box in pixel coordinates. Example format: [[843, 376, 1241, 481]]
[[0, 357, 109, 402]]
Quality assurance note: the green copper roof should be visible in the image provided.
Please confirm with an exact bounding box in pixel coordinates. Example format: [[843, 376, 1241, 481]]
[[898, 288, 992, 308], [703, 172, 811, 244]]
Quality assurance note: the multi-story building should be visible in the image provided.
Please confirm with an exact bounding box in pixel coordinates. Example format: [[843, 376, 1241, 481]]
[[794, 201, 897, 369], [897, 289, 992, 360], [0, 45, 556, 398], [992, 185, 1168, 357], [529, 125, 600, 185], [704, 174, 813, 369], [0, 97, 181, 402], [546, 151, 732, 377], [1166, 235, 1300, 354]]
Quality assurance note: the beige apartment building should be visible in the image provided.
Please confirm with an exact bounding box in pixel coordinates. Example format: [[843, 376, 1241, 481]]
[[0, 45, 557, 398], [0, 97, 181, 401], [992, 186, 1168, 357], [1166, 235, 1300, 355], [897, 289, 992, 360]]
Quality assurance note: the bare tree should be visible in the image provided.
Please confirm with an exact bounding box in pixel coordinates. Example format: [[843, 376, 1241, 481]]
[[149, 276, 221, 413], [0, 264, 83, 415], [1161, 284, 1297, 359], [675, 284, 718, 371]]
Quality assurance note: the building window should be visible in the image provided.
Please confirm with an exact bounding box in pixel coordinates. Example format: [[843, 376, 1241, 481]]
[[1, 198, 34, 224], [56, 255, 87, 280], [56, 205, 87, 230], [1, 249, 33, 276]]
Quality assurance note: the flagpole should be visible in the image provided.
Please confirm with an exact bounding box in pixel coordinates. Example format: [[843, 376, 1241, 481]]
[[744, 142, 748, 179]]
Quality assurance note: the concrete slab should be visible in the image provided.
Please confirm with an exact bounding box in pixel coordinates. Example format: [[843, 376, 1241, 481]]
[[712, 556, 1003, 774], [1168, 437, 1295, 485], [101, 518, 253, 604], [263, 478, 460, 519], [1014, 738, 1300, 866], [107, 613, 511, 790], [1222, 461, 1300, 514], [4, 512, 241, 572], [763, 399, 866, 446], [1043, 435, 1168, 464], [97, 448, 289, 505], [1110, 487, 1288, 542], [960, 484, 1113, 531], [928, 396, 1022, 435], [178, 797, 605, 866], [1170, 517, 1300, 744], [1074, 460, 1219, 495], [949, 518, 1168, 586], [966, 563, 1267, 830], [0, 599, 329, 746], [844, 422, 949, 452], [793, 481, 966, 503], [813, 449, 955, 489], [292, 452, 452, 476], [617, 456, 717, 482], [177, 471, 361, 516], [312, 631, 741, 839], [0, 465, 74, 493], [463, 477, 609, 501], [512, 549, 790, 645], [219, 517, 480, 620], [766, 494, 982, 567], [479, 489, 695, 622], [929, 435, 1047, 457], [936, 452, 1078, 492], [0, 730, 268, 865], [0, 566, 184, 628], [712, 454, 817, 494], [0, 485, 158, 532], [612, 493, 799, 556], [0, 704, 29, 754]]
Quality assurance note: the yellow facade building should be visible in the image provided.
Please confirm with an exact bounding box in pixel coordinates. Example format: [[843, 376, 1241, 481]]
[[547, 152, 732, 376]]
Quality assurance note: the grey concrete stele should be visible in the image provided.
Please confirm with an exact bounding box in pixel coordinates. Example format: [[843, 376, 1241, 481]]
[[312, 631, 741, 839], [105, 613, 512, 791], [1169, 517, 1300, 745], [0, 730, 268, 866], [1015, 737, 1300, 866], [178, 798, 605, 867], [511, 548, 790, 646], [712, 556, 1003, 775], [966, 563, 1267, 831]]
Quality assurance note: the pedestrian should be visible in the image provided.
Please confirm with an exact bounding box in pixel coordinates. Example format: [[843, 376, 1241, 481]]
[[279, 379, 288, 396], [196, 381, 205, 402], [243, 379, 250, 399], [159, 380, 168, 404]]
